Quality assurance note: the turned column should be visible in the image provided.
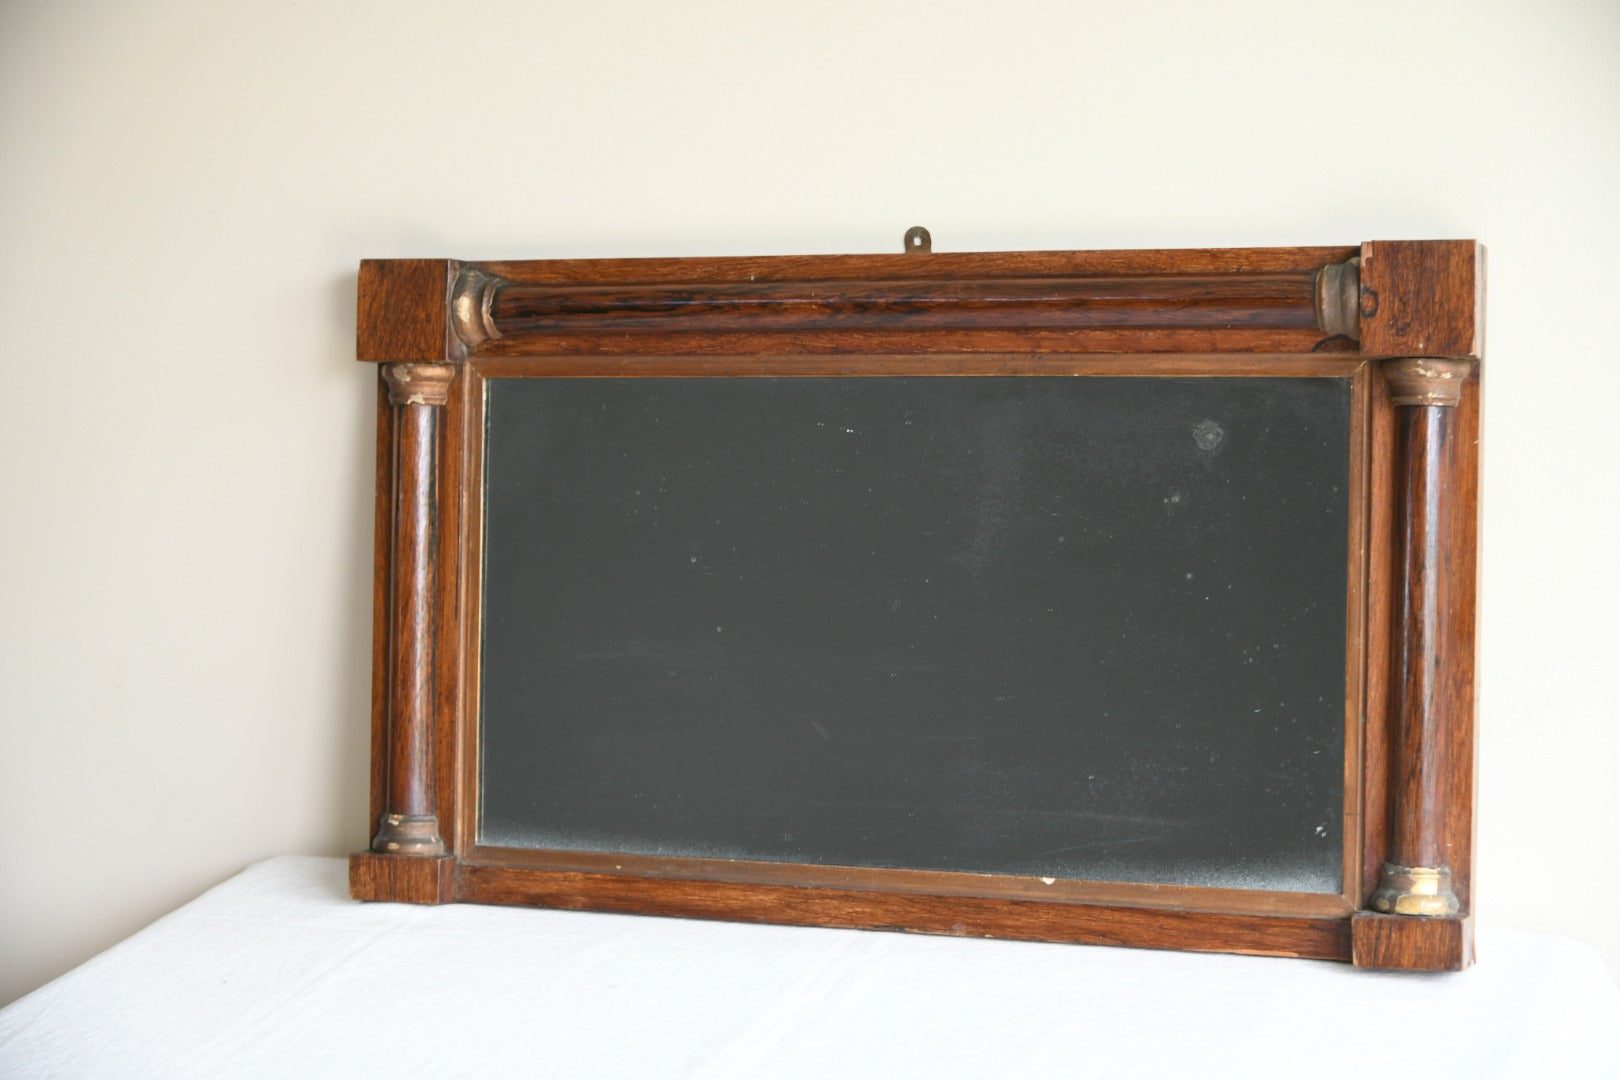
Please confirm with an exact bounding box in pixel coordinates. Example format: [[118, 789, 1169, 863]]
[[371, 361, 457, 856], [1369, 357, 1472, 916]]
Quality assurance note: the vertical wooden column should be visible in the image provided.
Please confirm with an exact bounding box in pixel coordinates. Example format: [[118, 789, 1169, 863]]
[[370, 362, 456, 856], [1351, 355, 1476, 970], [350, 360, 459, 904], [352, 260, 482, 905], [1369, 357, 1472, 917]]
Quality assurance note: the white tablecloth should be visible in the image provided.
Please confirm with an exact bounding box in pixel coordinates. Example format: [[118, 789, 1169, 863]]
[[3, 856, 1616, 1078]]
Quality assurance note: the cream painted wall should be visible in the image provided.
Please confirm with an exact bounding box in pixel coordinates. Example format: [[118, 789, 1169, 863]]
[[3, 1, 1617, 1003]]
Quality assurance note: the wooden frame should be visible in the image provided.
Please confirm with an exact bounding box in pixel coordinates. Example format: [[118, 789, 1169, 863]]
[[349, 238, 1483, 971]]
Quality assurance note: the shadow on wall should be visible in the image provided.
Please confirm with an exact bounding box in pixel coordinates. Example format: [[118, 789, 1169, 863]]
[[331, 269, 377, 854]]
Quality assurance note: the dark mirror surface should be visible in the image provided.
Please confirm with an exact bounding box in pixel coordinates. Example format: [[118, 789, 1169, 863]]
[[479, 376, 1350, 893]]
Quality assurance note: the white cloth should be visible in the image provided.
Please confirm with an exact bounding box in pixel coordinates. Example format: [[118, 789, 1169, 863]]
[[2, 856, 1616, 1078]]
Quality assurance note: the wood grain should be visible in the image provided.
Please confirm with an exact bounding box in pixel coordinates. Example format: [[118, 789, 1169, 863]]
[[432, 362, 469, 857], [357, 259, 456, 364], [382, 403, 437, 827], [1360, 370, 1397, 900], [469, 352, 1363, 379], [1340, 361, 1373, 905], [486, 273, 1323, 335], [351, 852, 455, 905], [1359, 241, 1483, 359], [1372, 356, 1477, 936], [479, 246, 1358, 285], [474, 326, 1342, 358], [453, 372, 486, 857], [458, 863, 1352, 961], [460, 844, 1353, 920], [1445, 372, 1482, 909], [467, 246, 1360, 356], [1351, 912, 1473, 971], [1388, 405, 1452, 869], [369, 364, 457, 857], [366, 376, 393, 838]]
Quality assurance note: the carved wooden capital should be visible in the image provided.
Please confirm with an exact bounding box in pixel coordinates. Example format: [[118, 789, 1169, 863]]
[[382, 362, 456, 407], [450, 268, 502, 348], [1313, 257, 1360, 340], [1383, 357, 1472, 408]]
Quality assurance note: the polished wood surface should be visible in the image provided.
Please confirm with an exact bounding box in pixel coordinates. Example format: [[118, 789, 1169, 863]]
[[468, 352, 1364, 379], [351, 851, 454, 905], [350, 240, 1483, 970], [485, 273, 1324, 335], [1447, 371, 1482, 912], [1359, 241, 1484, 360], [366, 378, 392, 838], [460, 842, 1354, 919], [479, 246, 1357, 285], [1359, 369, 1397, 898], [376, 403, 437, 841], [458, 864, 1352, 961], [357, 259, 456, 364], [1361, 335, 1478, 970], [1389, 405, 1453, 870], [368, 363, 456, 858], [1352, 911, 1475, 972], [432, 365, 471, 859], [469, 246, 1359, 356]]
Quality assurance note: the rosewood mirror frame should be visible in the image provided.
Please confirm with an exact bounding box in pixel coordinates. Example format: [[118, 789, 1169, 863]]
[[348, 238, 1483, 971]]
